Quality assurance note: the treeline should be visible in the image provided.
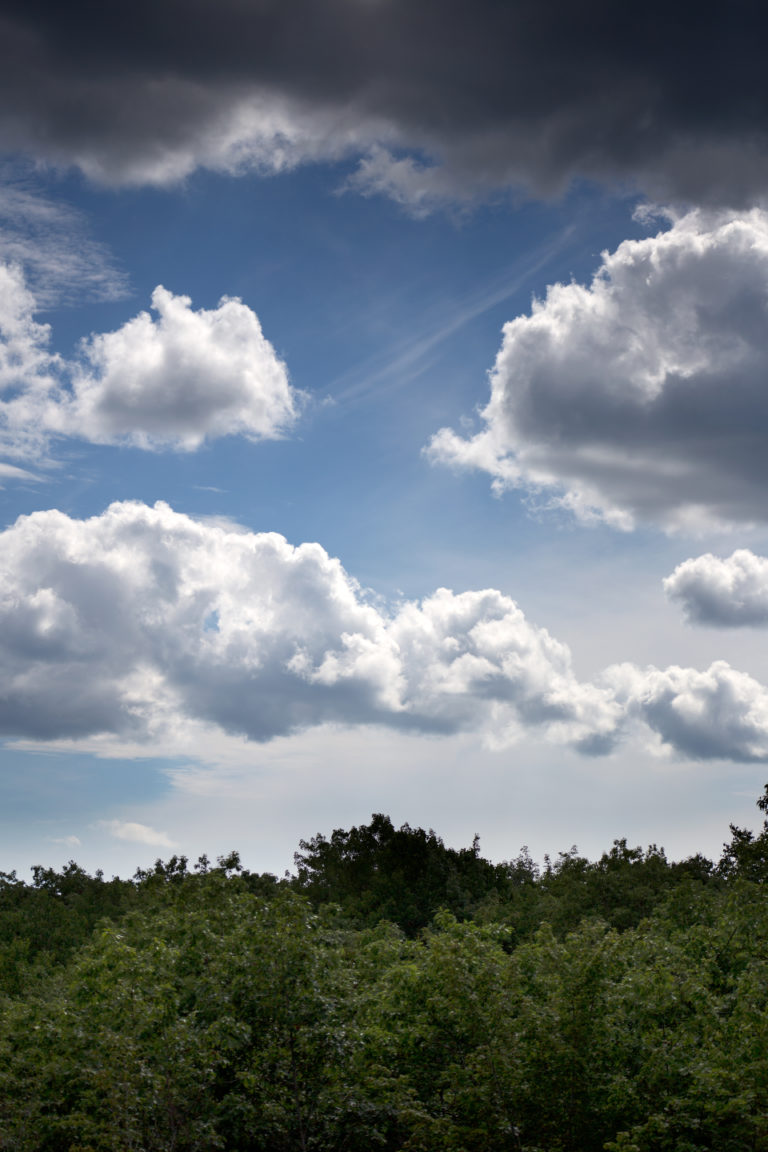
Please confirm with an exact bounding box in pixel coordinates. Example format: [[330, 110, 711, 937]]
[[1, 798, 768, 1150]]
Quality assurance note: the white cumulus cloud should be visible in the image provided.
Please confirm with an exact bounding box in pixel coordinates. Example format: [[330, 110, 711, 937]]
[[427, 209, 768, 531], [0, 274, 301, 461], [664, 549, 768, 626], [0, 500, 767, 763], [0, 499, 617, 751], [605, 660, 768, 762], [52, 286, 299, 449]]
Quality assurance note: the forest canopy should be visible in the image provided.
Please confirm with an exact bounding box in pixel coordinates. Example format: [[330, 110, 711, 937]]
[[2, 793, 768, 1151]]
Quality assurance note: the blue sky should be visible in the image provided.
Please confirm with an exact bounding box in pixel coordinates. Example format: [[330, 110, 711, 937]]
[[2, 1, 768, 877]]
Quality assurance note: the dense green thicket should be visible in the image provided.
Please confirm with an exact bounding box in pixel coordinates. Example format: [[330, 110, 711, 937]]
[[1, 792, 768, 1151]]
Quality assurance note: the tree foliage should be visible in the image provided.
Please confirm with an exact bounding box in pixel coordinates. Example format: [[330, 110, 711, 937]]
[[1, 797, 768, 1150]]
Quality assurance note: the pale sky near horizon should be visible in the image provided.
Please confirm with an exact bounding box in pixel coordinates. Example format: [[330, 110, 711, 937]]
[[2, 0, 768, 878]]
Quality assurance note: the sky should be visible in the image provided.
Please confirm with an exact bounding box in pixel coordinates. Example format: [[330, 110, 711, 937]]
[[2, 0, 768, 878]]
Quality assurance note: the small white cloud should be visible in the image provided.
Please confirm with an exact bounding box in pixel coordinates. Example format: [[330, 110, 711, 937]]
[[605, 660, 768, 762], [50, 835, 82, 848], [51, 286, 300, 450], [344, 146, 467, 218], [102, 820, 176, 848], [427, 208, 768, 531], [664, 549, 768, 626], [0, 272, 302, 464]]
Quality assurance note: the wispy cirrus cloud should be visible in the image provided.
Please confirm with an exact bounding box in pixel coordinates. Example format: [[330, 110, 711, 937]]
[[0, 176, 128, 306]]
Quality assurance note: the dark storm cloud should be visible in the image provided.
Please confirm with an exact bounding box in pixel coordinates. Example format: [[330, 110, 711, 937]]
[[0, 0, 766, 200]]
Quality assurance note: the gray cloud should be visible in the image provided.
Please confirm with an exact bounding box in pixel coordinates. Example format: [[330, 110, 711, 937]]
[[1, 499, 767, 762], [605, 660, 768, 763], [0, 1, 766, 204], [427, 209, 768, 531], [664, 550, 768, 627]]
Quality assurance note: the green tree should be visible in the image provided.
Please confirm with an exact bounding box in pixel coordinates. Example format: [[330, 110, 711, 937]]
[[0, 873, 368, 1151], [294, 813, 511, 934], [720, 783, 768, 881]]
